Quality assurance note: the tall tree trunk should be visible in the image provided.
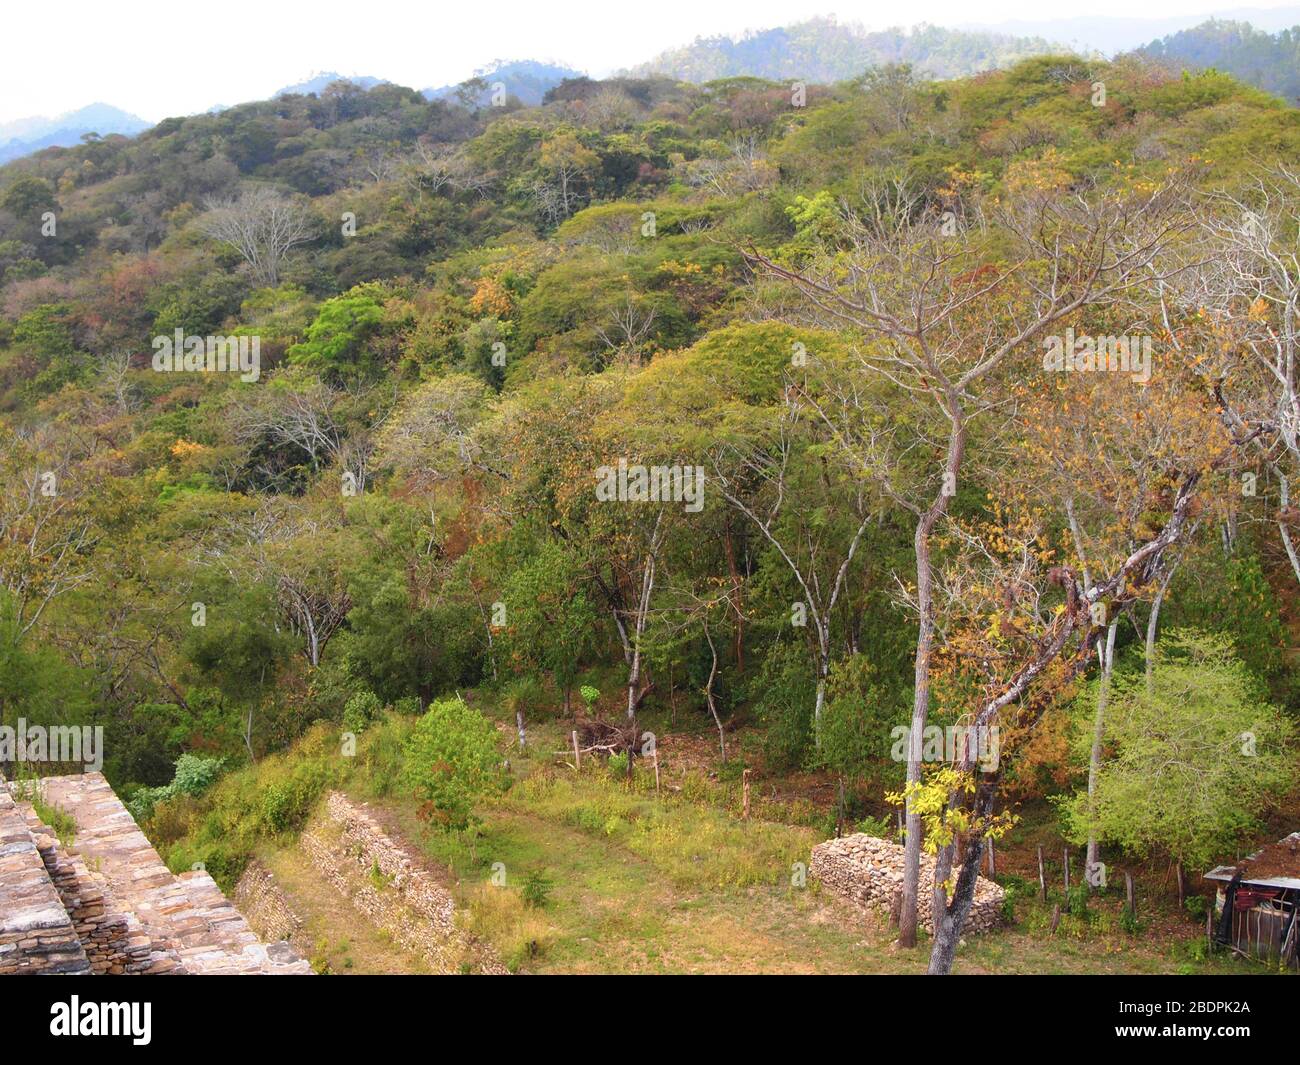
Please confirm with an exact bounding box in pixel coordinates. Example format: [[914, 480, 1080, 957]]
[[1145, 561, 1178, 693], [813, 625, 830, 748], [1278, 474, 1300, 586], [722, 523, 745, 672], [901, 411, 965, 948], [703, 623, 726, 763], [1085, 619, 1118, 878]]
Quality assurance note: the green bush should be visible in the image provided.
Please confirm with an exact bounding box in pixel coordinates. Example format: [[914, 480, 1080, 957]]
[[342, 690, 383, 734], [129, 753, 225, 822], [259, 760, 333, 833], [400, 695, 506, 831], [521, 869, 553, 909]]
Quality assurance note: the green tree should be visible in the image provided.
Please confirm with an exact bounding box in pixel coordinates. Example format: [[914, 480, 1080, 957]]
[[1060, 631, 1294, 872], [400, 695, 505, 831]]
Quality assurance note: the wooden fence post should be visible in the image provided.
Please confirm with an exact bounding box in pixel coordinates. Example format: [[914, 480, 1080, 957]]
[[985, 837, 996, 879], [1125, 871, 1136, 918], [1063, 849, 1071, 894], [653, 747, 660, 793], [571, 730, 580, 771], [742, 768, 751, 821]]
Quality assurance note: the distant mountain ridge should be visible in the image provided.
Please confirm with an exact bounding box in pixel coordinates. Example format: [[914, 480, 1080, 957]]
[[275, 72, 391, 97], [423, 60, 585, 106], [963, 8, 1300, 54], [623, 16, 1064, 82], [1133, 18, 1300, 102], [5, 13, 1299, 168], [0, 103, 148, 165]]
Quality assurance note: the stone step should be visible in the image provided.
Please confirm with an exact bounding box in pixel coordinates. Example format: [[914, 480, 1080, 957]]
[[19, 773, 310, 975], [17, 799, 182, 975], [0, 788, 90, 974]]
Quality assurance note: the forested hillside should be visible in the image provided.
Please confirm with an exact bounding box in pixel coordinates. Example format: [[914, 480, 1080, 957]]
[[1, 55, 1298, 973], [628, 17, 1060, 81], [1136, 18, 1300, 102]]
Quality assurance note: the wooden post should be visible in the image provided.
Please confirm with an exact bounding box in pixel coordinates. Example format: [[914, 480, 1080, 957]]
[[1176, 862, 1185, 909], [1049, 904, 1061, 936], [1037, 846, 1047, 902], [742, 768, 751, 821], [571, 730, 580, 771], [836, 777, 845, 838], [653, 747, 660, 793], [1063, 848, 1071, 894], [1125, 871, 1136, 918], [985, 837, 996, 879], [1206, 906, 1214, 950]]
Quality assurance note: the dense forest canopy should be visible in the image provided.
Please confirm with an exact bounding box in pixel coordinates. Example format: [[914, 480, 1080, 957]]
[[1, 51, 1299, 972]]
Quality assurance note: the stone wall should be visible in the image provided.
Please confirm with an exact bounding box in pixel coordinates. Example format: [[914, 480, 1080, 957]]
[[811, 833, 1004, 935], [0, 789, 89, 974], [26, 813, 178, 975], [233, 861, 312, 959], [300, 791, 507, 974], [1, 773, 310, 975]]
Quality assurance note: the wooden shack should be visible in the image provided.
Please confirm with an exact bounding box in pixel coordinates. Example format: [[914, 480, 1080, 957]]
[[1204, 831, 1300, 969]]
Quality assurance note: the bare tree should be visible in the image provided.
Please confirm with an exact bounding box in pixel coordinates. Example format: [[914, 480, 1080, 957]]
[[0, 432, 99, 645], [242, 502, 352, 669], [232, 377, 392, 492], [595, 293, 658, 355], [684, 134, 776, 196], [1173, 165, 1300, 584], [201, 186, 316, 286], [747, 172, 1193, 947], [710, 386, 878, 744], [406, 141, 493, 200], [98, 351, 139, 417]]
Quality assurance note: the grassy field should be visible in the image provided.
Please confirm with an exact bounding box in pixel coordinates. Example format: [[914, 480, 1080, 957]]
[[154, 705, 1274, 976]]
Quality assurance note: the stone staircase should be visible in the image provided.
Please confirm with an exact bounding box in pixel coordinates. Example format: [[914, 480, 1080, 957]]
[[0, 772, 310, 975]]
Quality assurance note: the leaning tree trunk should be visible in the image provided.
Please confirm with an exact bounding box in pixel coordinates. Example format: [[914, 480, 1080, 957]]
[[928, 776, 999, 974]]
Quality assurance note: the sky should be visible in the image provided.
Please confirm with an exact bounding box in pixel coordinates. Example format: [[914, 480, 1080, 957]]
[[1, 0, 1295, 124]]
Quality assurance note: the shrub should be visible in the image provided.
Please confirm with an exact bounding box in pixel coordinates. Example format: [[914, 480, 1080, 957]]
[[342, 690, 383, 734], [521, 869, 553, 909], [259, 760, 333, 833], [130, 753, 225, 822], [1065, 883, 1091, 919], [400, 695, 505, 831], [393, 696, 421, 716]]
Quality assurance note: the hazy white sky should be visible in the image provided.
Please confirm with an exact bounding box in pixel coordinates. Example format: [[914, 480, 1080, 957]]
[[0, 0, 1288, 123]]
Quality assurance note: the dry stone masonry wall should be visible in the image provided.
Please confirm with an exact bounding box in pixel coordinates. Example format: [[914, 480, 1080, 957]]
[[811, 833, 1004, 934], [0, 788, 89, 974], [299, 791, 507, 974], [0, 773, 310, 975]]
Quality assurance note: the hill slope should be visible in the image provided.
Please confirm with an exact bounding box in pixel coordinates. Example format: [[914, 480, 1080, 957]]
[[1134, 19, 1300, 102], [625, 16, 1063, 82]]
